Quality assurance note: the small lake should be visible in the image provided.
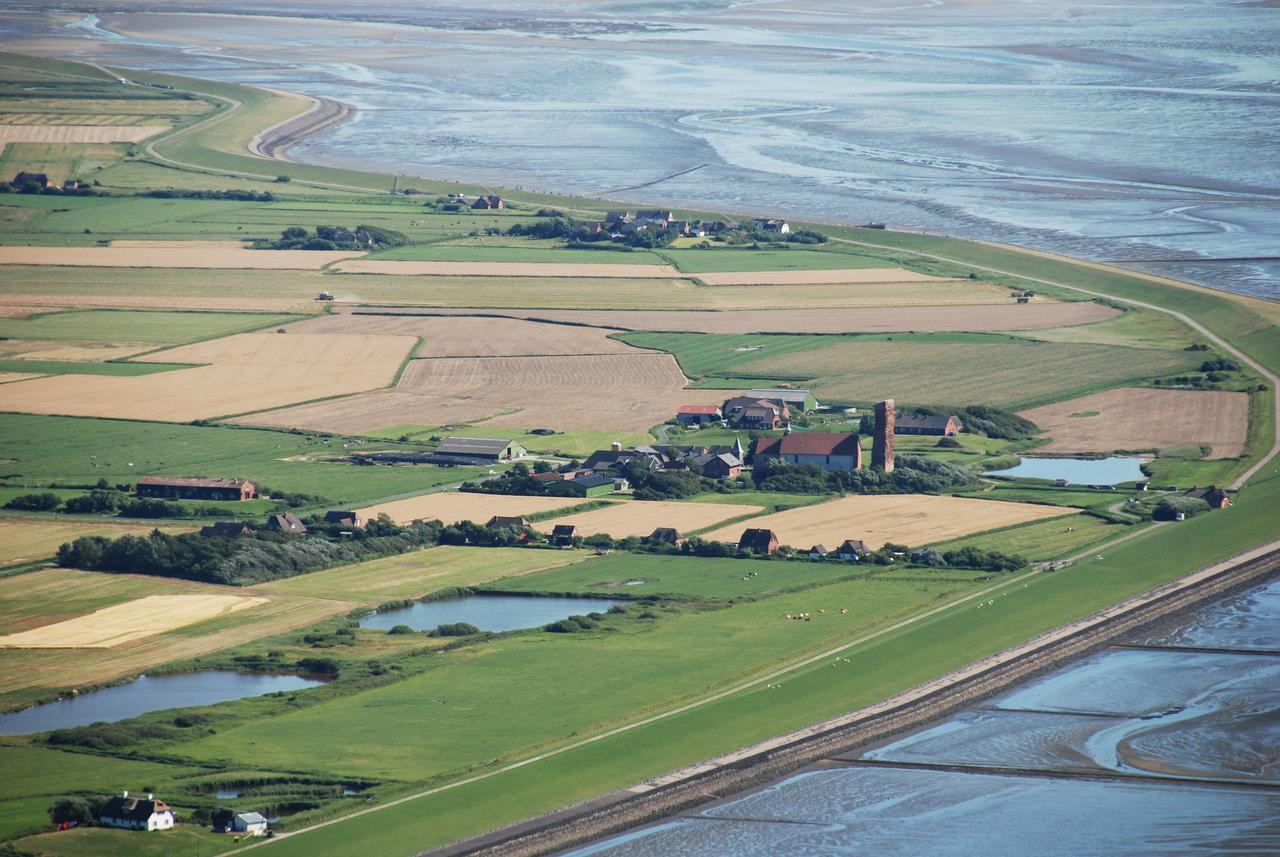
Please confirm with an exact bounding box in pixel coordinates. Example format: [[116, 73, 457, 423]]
[[0, 672, 324, 736], [985, 456, 1146, 485], [359, 594, 621, 633]]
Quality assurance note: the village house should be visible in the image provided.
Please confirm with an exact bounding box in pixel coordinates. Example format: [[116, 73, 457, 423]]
[[646, 527, 684, 547], [200, 521, 252, 538], [808, 544, 829, 559], [583, 445, 664, 474], [675, 404, 722, 426], [100, 792, 174, 832], [692, 452, 743, 479], [722, 396, 789, 430], [324, 510, 365, 528], [747, 388, 820, 413], [12, 171, 51, 189], [433, 437, 527, 465], [470, 194, 503, 209], [837, 539, 871, 561], [738, 528, 780, 555], [754, 432, 863, 472], [895, 414, 962, 436], [265, 512, 307, 534], [1183, 486, 1232, 509], [753, 218, 791, 234], [486, 515, 530, 529], [136, 476, 257, 502], [550, 524, 578, 546]]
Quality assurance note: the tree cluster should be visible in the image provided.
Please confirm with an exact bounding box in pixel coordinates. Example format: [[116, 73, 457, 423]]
[[255, 224, 409, 251], [750, 454, 978, 495]]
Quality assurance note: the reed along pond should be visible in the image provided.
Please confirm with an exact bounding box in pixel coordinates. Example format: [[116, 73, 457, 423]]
[[570, 577, 1280, 856], [0, 672, 324, 736], [359, 594, 621, 633], [985, 456, 1146, 485]]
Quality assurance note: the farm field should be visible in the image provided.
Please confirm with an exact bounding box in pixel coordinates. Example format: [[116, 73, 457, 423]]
[[290, 311, 637, 357], [700, 494, 1077, 550], [355, 492, 588, 526], [404, 302, 1120, 334], [0, 413, 493, 506], [0, 569, 350, 701], [926, 513, 1123, 562], [0, 124, 162, 143], [656, 247, 894, 273], [0, 340, 146, 362], [237, 352, 733, 434], [0, 245, 364, 269], [1027, 306, 1200, 350], [486, 552, 889, 600], [260, 546, 596, 602], [1019, 387, 1250, 459], [334, 259, 680, 278], [0, 308, 301, 344], [366, 424, 652, 457], [0, 593, 267, 649], [534, 500, 762, 539], [0, 517, 193, 568], [0, 331, 415, 421], [694, 267, 954, 285], [370, 244, 667, 264], [733, 337, 1200, 408]]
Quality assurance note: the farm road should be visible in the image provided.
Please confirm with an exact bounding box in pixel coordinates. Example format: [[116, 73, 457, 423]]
[[831, 237, 1280, 492]]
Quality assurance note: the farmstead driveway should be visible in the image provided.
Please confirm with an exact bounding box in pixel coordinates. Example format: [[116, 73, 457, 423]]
[[831, 237, 1280, 492]]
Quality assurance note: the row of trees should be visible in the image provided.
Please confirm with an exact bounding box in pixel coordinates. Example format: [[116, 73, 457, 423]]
[[254, 224, 409, 251], [750, 455, 979, 495]]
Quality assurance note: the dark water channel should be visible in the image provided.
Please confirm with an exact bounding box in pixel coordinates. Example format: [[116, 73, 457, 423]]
[[0, 672, 324, 736], [570, 577, 1280, 855], [359, 595, 620, 633]]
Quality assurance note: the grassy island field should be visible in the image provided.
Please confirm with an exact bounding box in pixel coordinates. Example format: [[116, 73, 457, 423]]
[[0, 51, 1276, 857]]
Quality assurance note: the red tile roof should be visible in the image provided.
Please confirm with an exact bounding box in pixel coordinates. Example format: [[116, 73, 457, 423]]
[[755, 432, 860, 457], [678, 405, 722, 415]]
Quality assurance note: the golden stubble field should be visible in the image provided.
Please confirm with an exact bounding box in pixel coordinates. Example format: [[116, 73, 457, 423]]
[[0, 245, 365, 270], [0, 517, 194, 567], [237, 352, 737, 434], [0, 594, 266, 649], [0, 124, 163, 144], [356, 492, 588, 526], [1020, 387, 1250, 458], [535, 500, 761, 539], [701, 494, 1077, 550], [0, 331, 415, 421], [695, 268, 954, 285]]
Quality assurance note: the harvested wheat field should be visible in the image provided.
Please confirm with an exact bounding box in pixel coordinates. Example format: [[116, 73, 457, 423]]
[[701, 494, 1076, 550], [0, 594, 267, 649], [0, 518, 192, 567], [239, 352, 735, 434], [0, 124, 163, 143], [356, 492, 587, 526], [0, 371, 41, 384], [413, 303, 1121, 334], [1020, 387, 1249, 458], [0, 339, 145, 362], [697, 268, 953, 286], [335, 259, 680, 278], [288, 312, 636, 357], [536, 501, 761, 539], [0, 332, 414, 421], [0, 569, 353, 695], [0, 245, 365, 270]]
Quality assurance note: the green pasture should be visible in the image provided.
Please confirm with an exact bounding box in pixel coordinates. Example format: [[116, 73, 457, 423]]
[[0, 309, 299, 343], [0, 414, 486, 506], [926, 513, 1124, 561], [654, 246, 893, 273], [361, 424, 651, 458], [368, 244, 665, 264], [0, 359, 191, 376]]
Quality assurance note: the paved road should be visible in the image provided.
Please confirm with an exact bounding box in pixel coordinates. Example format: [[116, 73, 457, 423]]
[[831, 236, 1280, 491]]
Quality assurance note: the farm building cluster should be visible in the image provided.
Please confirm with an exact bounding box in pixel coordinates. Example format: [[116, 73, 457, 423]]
[[578, 210, 790, 240]]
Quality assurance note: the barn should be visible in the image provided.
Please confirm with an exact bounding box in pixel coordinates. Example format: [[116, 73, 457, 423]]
[[738, 528, 780, 555], [136, 476, 256, 501], [434, 437, 527, 464], [895, 414, 962, 436], [747, 388, 819, 413]]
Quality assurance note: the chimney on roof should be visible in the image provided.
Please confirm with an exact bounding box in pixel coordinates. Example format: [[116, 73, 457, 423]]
[[148, 793, 154, 800], [611, 441, 622, 452], [873, 399, 895, 473]]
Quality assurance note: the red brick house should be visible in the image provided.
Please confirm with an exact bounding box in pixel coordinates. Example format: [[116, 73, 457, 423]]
[[137, 476, 256, 502], [754, 432, 863, 472], [722, 397, 789, 430], [738, 528, 780, 555], [895, 414, 962, 436]]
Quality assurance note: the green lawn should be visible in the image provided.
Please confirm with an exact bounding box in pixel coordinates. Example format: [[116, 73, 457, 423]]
[[0, 414, 488, 506], [0, 309, 299, 344]]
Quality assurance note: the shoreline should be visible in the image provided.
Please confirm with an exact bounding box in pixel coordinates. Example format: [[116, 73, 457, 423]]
[[427, 544, 1280, 857], [246, 90, 352, 162]]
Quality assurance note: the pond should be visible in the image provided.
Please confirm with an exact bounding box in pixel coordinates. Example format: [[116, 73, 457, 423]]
[[985, 456, 1146, 485], [0, 672, 325, 736], [359, 594, 621, 633]]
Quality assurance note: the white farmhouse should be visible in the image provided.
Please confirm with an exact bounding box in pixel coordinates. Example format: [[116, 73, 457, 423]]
[[99, 791, 175, 831]]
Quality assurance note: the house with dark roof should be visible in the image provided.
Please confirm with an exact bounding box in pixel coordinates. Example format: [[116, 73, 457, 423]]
[[693, 452, 743, 479], [137, 476, 256, 501], [895, 414, 962, 436], [470, 194, 504, 209], [324, 510, 365, 528], [582, 448, 664, 474], [485, 515, 530, 529], [676, 404, 722, 426], [434, 437, 526, 464], [200, 521, 252, 538], [646, 527, 684, 546], [12, 171, 50, 189], [550, 524, 578, 546], [753, 218, 790, 234], [738, 528, 780, 555], [100, 791, 174, 831], [808, 544, 829, 559], [746, 388, 819, 413], [722, 396, 789, 430], [754, 432, 863, 472], [266, 512, 307, 534], [837, 539, 871, 561], [1183, 486, 1231, 509]]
